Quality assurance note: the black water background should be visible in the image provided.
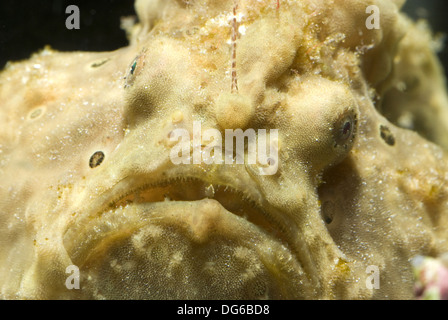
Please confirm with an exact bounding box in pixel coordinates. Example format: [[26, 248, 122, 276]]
[[0, 0, 447, 77]]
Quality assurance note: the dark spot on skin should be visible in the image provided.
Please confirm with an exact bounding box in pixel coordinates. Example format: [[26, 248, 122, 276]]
[[380, 125, 395, 146], [28, 107, 45, 120], [29, 108, 42, 119], [91, 59, 110, 68], [321, 200, 335, 224], [89, 151, 105, 168]]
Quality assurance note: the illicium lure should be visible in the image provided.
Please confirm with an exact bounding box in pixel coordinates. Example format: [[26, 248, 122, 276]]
[[230, 1, 280, 93]]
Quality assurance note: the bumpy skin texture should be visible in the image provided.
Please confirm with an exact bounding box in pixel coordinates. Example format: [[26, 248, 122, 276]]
[[1, 0, 448, 299]]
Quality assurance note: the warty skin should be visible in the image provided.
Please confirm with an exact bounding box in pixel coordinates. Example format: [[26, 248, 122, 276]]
[[0, 0, 447, 299]]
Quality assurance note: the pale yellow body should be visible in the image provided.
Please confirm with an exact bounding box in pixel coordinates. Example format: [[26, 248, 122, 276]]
[[0, 0, 447, 299]]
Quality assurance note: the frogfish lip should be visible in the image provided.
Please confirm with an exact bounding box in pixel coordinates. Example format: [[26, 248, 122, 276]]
[[109, 176, 288, 240], [65, 175, 293, 254], [62, 175, 312, 298]]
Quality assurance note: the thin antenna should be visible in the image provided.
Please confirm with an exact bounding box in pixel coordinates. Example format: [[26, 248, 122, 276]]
[[231, 0, 239, 94], [230, 1, 278, 93]]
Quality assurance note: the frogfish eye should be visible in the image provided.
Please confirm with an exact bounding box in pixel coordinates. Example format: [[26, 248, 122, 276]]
[[334, 113, 357, 148]]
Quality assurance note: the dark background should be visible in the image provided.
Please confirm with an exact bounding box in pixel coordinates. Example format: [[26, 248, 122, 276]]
[[0, 0, 135, 68], [1, 0, 448, 76]]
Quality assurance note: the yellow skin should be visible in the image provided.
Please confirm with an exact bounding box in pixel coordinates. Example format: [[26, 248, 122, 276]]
[[0, 0, 447, 299]]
